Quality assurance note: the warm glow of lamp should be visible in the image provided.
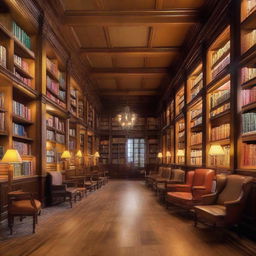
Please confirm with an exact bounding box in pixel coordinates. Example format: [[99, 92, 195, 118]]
[[209, 144, 225, 156], [94, 152, 100, 158], [1, 149, 22, 163], [177, 149, 185, 157], [61, 150, 71, 159], [76, 150, 82, 158], [166, 151, 171, 157], [157, 152, 163, 158]]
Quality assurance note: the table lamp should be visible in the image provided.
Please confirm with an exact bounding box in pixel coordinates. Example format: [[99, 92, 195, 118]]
[[209, 144, 224, 166], [61, 150, 71, 170], [157, 152, 163, 164], [76, 150, 83, 168], [176, 149, 185, 164], [1, 149, 22, 191]]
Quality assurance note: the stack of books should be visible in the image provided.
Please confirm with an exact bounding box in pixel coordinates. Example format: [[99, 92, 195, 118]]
[[13, 101, 31, 120], [243, 143, 256, 166], [14, 54, 29, 73], [0, 45, 7, 68], [13, 141, 31, 155]]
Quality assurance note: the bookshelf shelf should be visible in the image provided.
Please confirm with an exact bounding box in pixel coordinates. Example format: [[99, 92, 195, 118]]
[[210, 138, 230, 145], [12, 115, 33, 125], [13, 37, 35, 60], [13, 135, 33, 142], [242, 102, 256, 112], [242, 133, 256, 142], [210, 109, 230, 121]]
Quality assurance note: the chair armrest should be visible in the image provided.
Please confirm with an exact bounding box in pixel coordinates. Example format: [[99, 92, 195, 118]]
[[200, 193, 218, 205], [52, 184, 67, 190], [192, 186, 206, 190], [63, 180, 78, 187], [166, 184, 191, 192]]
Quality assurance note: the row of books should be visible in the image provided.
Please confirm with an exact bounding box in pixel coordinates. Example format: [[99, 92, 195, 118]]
[[0, 45, 6, 68], [46, 150, 55, 163], [0, 112, 5, 131], [191, 108, 202, 119], [46, 115, 65, 132], [178, 121, 185, 131], [70, 88, 77, 98], [47, 76, 66, 101], [210, 83, 230, 108], [191, 80, 203, 100], [14, 54, 29, 73], [212, 41, 230, 66], [46, 91, 66, 109], [13, 101, 31, 120], [46, 58, 58, 77], [244, 29, 256, 51], [211, 123, 230, 141], [209, 145, 230, 167], [12, 22, 31, 50], [241, 86, 256, 106], [13, 123, 27, 136], [192, 72, 203, 88], [190, 149, 202, 165], [78, 100, 84, 118], [13, 141, 31, 155], [247, 0, 256, 16], [191, 116, 202, 127], [243, 143, 256, 166], [100, 140, 109, 145], [210, 102, 230, 118], [69, 128, 76, 136], [191, 132, 202, 145], [69, 140, 76, 150], [56, 133, 65, 144], [212, 54, 230, 80], [14, 68, 32, 87], [47, 130, 55, 141], [242, 112, 256, 134], [13, 161, 33, 177], [0, 92, 4, 108], [241, 67, 256, 84]]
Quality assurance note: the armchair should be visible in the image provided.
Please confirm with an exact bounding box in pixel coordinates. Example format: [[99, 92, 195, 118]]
[[165, 169, 215, 209], [46, 171, 85, 208], [194, 174, 253, 227], [146, 166, 164, 187], [153, 167, 172, 191]]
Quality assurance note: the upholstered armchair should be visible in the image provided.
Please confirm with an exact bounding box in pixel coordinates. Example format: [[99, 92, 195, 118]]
[[194, 174, 253, 227], [146, 166, 163, 187], [8, 191, 42, 234], [156, 169, 185, 201], [153, 167, 172, 191], [165, 169, 215, 209], [46, 171, 84, 208]]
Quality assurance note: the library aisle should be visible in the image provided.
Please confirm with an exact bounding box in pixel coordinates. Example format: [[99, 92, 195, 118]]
[[0, 180, 249, 256]]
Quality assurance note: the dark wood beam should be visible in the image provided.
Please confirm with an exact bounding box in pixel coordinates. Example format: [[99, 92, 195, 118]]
[[92, 67, 169, 74], [63, 10, 200, 26], [100, 90, 158, 96]]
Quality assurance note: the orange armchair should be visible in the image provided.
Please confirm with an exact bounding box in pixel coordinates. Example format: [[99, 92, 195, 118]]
[[165, 169, 215, 209]]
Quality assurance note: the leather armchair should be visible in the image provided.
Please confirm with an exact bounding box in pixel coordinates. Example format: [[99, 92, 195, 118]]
[[165, 169, 215, 209], [146, 167, 163, 187], [153, 167, 172, 191], [194, 174, 253, 227], [156, 169, 185, 201]]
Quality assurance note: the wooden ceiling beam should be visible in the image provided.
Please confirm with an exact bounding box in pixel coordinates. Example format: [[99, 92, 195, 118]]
[[100, 90, 159, 96], [81, 47, 180, 56], [91, 68, 169, 78], [63, 10, 200, 26]]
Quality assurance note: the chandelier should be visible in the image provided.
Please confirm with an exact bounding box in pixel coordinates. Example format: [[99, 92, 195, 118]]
[[117, 106, 136, 129]]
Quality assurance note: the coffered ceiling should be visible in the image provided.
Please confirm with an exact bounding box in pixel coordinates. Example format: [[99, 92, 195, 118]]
[[57, 0, 206, 115]]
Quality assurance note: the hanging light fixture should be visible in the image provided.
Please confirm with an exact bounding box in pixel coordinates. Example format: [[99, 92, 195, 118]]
[[117, 106, 137, 129]]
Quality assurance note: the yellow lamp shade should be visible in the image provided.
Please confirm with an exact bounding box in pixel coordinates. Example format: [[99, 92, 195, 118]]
[[76, 150, 82, 158], [177, 149, 185, 157], [61, 150, 71, 159], [94, 151, 100, 158], [166, 151, 171, 157], [209, 144, 225, 156], [157, 152, 163, 158], [1, 149, 22, 163]]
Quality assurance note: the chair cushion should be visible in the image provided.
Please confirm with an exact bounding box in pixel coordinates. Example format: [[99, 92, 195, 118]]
[[76, 187, 86, 192], [167, 192, 193, 201], [157, 183, 165, 190], [171, 169, 185, 183], [9, 200, 41, 214], [195, 205, 226, 217], [66, 187, 78, 194]]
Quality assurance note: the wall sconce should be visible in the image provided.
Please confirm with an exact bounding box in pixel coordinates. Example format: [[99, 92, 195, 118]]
[[157, 152, 163, 164], [176, 149, 185, 157], [166, 151, 171, 164], [76, 150, 82, 158], [209, 144, 224, 166], [61, 150, 71, 170]]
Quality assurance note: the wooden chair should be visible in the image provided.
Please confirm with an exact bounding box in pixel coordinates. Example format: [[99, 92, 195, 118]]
[[8, 191, 42, 235]]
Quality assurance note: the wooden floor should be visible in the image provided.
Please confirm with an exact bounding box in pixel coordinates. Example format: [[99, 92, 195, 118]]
[[0, 180, 250, 256]]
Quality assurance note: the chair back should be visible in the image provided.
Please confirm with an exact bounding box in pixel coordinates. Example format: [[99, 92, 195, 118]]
[[185, 171, 195, 185], [171, 169, 185, 183], [165, 167, 172, 179], [217, 175, 253, 205], [158, 167, 164, 176], [48, 171, 63, 185], [193, 169, 215, 192]]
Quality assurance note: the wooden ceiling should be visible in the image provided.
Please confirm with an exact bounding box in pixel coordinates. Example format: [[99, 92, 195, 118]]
[[58, 0, 206, 115]]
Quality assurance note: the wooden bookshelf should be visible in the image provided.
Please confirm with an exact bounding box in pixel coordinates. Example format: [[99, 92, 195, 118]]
[[175, 117, 185, 164], [175, 85, 185, 117], [99, 136, 110, 164], [187, 63, 203, 104]]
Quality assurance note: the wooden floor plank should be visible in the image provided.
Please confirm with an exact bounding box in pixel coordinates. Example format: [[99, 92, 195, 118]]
[[0, 180, 250, 256]]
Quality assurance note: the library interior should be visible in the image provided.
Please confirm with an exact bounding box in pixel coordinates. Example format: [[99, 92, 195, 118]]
[[0, 0, 256, 255]]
